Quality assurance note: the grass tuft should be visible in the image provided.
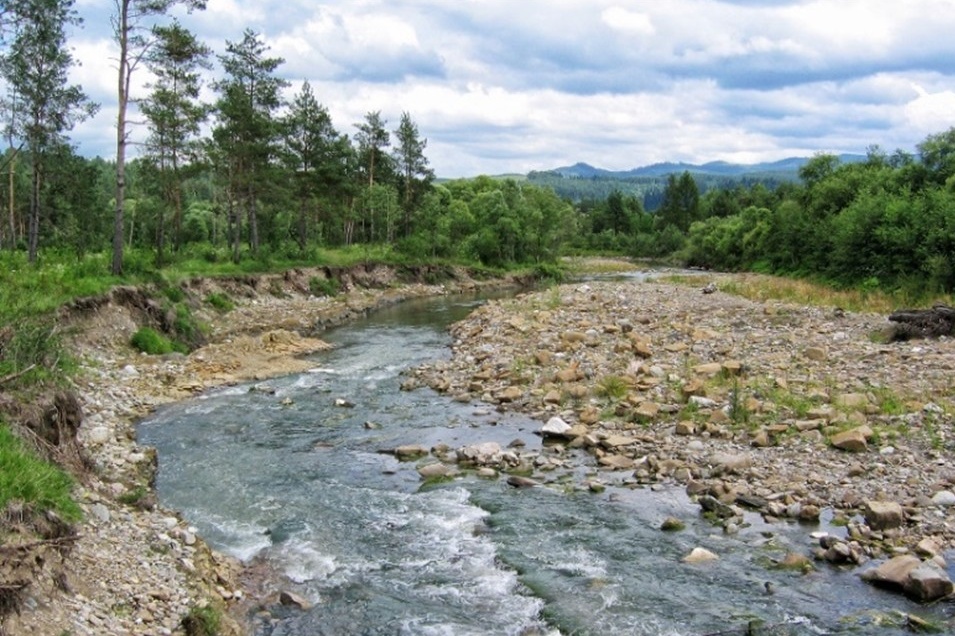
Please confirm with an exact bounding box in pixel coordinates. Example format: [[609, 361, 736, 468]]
[[0, 425, 81, 522]]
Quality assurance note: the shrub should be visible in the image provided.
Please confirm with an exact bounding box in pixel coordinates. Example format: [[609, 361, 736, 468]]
[[130, 327, 178, 355], [308, 276, 340, 297], [172, 305, 206, 348]]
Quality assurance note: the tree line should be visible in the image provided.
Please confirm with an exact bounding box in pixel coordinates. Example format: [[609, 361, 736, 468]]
[[0, 1, 579, 271], [1, 1, 953, 295], [571, 130, 955, 295]]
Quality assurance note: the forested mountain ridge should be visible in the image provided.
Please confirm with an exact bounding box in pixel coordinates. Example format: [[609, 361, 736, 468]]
[[545, 154, 866, 179]]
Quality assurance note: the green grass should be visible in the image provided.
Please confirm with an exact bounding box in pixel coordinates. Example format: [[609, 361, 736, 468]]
[[595, 375, 629, 402], [181, 604, 221, 636], [308, 276, 341, 297], [204, 292, 235, 313], [663, 272, 954, 314], [130, 327, 185, 355], [0, 424, 81, 522]]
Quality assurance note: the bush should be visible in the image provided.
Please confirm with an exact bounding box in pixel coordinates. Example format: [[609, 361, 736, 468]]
[[172, 305, 206, 348], [533, 262, 564, 284], [308, 276, 340, 297], [130, 327, 181, 355]]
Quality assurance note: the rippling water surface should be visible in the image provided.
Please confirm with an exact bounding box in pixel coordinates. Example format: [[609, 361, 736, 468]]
[[138, 288, 952, 635]]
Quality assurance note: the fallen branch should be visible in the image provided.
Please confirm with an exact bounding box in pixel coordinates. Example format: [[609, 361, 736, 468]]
[[0, 364, 36, 386], [0, 534, 80, 553]]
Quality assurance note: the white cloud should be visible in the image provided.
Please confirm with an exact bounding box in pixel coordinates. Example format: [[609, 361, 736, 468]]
[[905, 84, 955, 134], [55, 0, 955, 175], [601, 7, 654, 36]]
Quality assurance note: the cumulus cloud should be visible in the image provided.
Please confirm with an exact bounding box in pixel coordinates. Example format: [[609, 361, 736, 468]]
[[906, 84, 955, 134], [601, 7, 654, 35], [56, 0, 955, 176]]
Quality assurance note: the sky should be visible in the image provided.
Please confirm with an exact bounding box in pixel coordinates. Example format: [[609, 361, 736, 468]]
[[62, 0, 955, 178]]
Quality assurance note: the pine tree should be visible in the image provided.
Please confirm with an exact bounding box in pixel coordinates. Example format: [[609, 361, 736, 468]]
[[140, 20, 211, 263], [0, 0, 97, 262]]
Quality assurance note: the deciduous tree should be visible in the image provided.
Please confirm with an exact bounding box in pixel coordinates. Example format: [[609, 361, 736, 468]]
[[111, 0, 205, 274]]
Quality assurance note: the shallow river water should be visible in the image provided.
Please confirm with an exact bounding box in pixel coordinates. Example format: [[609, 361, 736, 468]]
[[137, 286, 951, 635]]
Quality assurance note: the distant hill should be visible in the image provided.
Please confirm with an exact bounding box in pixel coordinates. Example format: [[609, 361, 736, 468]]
[[551, 154, 865, 180], [527, 154, 867, 207]]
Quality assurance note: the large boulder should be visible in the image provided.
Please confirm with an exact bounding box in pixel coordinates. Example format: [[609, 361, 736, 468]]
[[862, 555, 954, 603], [904, 561, 955, 602], [863, 500, 904, 530]]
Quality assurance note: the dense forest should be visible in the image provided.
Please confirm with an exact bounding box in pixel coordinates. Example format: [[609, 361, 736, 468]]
[[0, 0, 953, 298]]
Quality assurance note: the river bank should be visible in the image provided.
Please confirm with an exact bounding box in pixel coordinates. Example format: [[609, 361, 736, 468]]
[[5, 264, 527, 636], [7, 262, 954, 634]]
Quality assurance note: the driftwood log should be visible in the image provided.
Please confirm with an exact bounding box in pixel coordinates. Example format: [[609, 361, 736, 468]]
[[887, 304, 955, 341]]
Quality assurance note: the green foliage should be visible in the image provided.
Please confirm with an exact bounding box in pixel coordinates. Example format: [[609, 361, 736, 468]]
[[656, 128, 955, 297], [595, 375, 629, 402], [204, 292, 234, 313], [0, 317, 71, 387], [130, 327, 185, 355], [172, 304, 205, 348], [308, 276, 340, 297], [181, 603, 221, 636], [0, 424, 81, 522]]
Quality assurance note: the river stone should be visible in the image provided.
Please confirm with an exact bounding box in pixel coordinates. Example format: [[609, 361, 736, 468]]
[[699, 495, 737, 518], [394, 445, 429, 460], [86, 426, 111, 445], [693, 363, 722, 376], [862, 555, 921, 589], [683, 547, 719, 563], [709, 452, 752, 474], [904, 561, 955, 602], [541, 416, 572, 438], [456, 442, 502, 465], [279, 590, 312, 610], [915, 538, 941, 558], [830, 428, 868, 452], [506, 475, 539, 488], [864, 500, 904, 530], [601, 434, 634, 449], [497, 386, 523, 403], [416, 463, 451, 479], [90, 503, 110, 523], [598, 455, 635, 470], [930, 490, 955, 507]]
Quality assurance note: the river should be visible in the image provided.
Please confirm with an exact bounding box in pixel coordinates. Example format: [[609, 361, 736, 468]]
[[137, 285, 949, 635]]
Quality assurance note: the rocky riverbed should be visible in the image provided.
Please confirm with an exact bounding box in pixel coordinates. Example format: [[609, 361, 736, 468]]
[[405, 275, 955, 610], [5, 264, 954, 635], [3, 265, 523, 636]]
